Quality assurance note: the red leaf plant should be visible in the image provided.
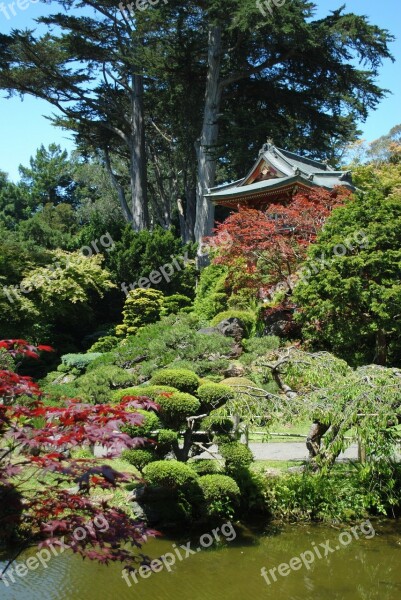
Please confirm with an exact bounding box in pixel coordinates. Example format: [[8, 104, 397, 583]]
[[209, 187, 352, 297], [0, 340, 160, 578]]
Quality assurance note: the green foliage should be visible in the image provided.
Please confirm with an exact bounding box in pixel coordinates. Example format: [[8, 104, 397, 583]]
[[220, 442, 254, 475], [197, 383, 235, 410], [264, 470, 372, 522], [109, 226, 196, 297], [240, 336, 281, 365], [193, 264, 228, 320], [201, 413, 234, 435], [60, 352, 102, 373], [150, 368, 200, 394], [161, 294, 192, 316], [116, 288, 164, 337], [156, 391, 200, 428], [294, 190, 401, 365], [122, 409, 160, 437], [190, 460, 222, 476], [121, 449, 156, 470], [111, 385, 177, 403], [88, 335, 119, 353], [198, 474, 240, 519], [143, 460, 198, 489], [211, 310, 256, 338], [73, 366, 135, 404]]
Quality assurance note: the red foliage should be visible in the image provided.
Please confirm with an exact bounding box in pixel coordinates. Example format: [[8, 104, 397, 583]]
[[0, 340, 159, 573], [210, 187, 351, 295]]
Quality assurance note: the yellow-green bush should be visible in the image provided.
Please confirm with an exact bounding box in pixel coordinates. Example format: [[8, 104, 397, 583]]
[[150, 368, 200, 394]]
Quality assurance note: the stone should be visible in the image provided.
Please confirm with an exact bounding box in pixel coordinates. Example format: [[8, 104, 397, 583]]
[[215, 317, 245, 342]]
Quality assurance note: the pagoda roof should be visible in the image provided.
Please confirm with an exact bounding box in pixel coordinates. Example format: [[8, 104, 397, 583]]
[[206, 143, 355, 204]]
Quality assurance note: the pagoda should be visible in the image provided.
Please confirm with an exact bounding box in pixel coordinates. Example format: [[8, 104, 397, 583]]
[[206, 142, 355, 211]]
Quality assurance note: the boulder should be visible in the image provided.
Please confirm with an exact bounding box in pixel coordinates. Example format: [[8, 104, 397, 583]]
[[215, 317, 245, 342]]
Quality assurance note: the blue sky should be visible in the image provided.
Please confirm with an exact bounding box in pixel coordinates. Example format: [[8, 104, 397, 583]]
[[0, 0, 400, 180]]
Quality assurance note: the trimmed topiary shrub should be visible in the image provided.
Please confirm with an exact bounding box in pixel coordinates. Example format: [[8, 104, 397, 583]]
[[59, 352, 102, 373], [198, 474, 240, 518], [116, 288, 164, 337], [143, 460, 198, 489], [211, 310, 256, 338], [150, 368, 200, 394], [220, 442, 254, 474], [197, 383, 235, 410], [156, 391, 200, 428], [156, 428, 179, 447], [161, 294, 193, 316], [121, 448, 156, 470], [122, 408, 161, 437], [111, 385, 178, 403], [190, 459, 222, 476]]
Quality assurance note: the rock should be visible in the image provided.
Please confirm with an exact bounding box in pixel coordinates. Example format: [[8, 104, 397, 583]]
[[262, 309, 301, 339], [224, 362, 246, 378], [215, 317, 245, 342]]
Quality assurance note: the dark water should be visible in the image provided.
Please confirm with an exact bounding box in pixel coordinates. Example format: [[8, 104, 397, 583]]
[[1, 520, 400, 600]]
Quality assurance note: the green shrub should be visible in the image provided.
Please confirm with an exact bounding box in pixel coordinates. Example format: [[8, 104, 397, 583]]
[[89, 335, 119, 353], [193, 264, 229, 320], [156, 391, 200, 428], [121, 448, 156, 470], [116, 288, 164, 337], [198, 474, 240, 518], [211, 310, 256, 338], [150, 368, 200, 394], [220, 442, 254, 474], [75, 366, 136, 404], [143, 460, 198, 489], [111, 385, 177, 403], [60, 352, 102, 373], [156, 429, 179, 446], [240, 336, 281, 365], [190, 460, 222, 476], [122, 409, 160, 437], [197, 383, 235, 410], [161, 294, 192, 316]]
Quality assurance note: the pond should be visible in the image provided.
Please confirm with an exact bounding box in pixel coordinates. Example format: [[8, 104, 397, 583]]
[[1, 519, 400, 600]]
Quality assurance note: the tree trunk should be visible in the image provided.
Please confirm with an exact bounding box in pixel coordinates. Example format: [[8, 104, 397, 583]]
[[374, 329, 387, 365], [306, 421, 330, 459], [194, 24, 223, 244], [130, 72, 149, 231]]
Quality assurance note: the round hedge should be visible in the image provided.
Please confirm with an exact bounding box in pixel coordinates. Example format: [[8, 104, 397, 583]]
[[197, 383, 235, 409], [190, 459, 221, 476], [156, 391, 200, 427], [150, 368, 200, 394], [111, 385, 177, 403], [121, 448, 156, 470], [157, 428, 179, 446], [143, 460, 198, 489], [198, 474, 240, 518], [122, 408, 161, 437], [220, 442, 254, 473]]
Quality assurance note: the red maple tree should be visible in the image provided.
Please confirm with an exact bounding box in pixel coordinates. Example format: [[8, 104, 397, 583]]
[[0, 340, 159, 578], [210, 187, 352, 296]]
